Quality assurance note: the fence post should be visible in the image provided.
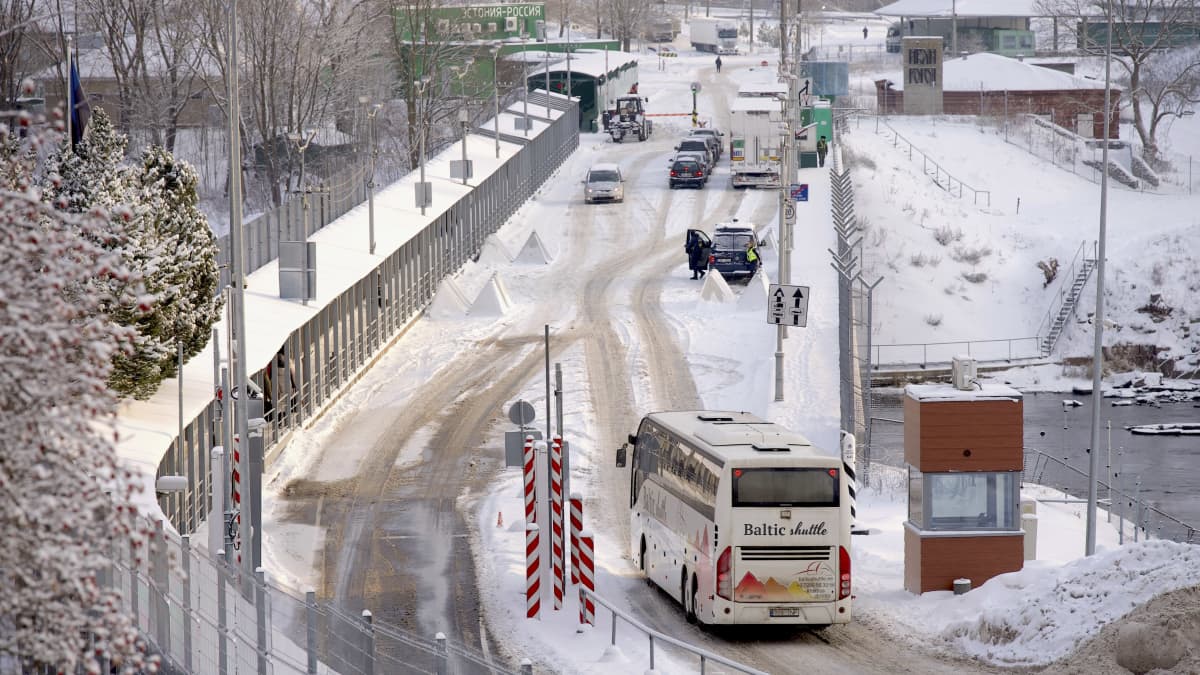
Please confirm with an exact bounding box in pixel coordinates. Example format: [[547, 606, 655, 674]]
[[569, 493, 582, 585], [526, 523, 541, 619], [255, 567, 268, 675], [435, 632, 448, 675], [306, 590, 317, 674], [217, 550, 229, 675], [152, 519, 170, 657], [551, 437, 564, 610], [362, 609, 375, 675], [579, 532, 594, 626], [182, 534, 193, 674], [130, 536, 140, 633]]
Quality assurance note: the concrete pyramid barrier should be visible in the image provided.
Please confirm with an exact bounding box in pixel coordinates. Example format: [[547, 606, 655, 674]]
[[737, 270, 769, 314], [699, 269, 736, 303], [479, 234, 512, 264], [513, 230, 552, 264], [469, 273, 514, 316], [428, 276, 470, 319]]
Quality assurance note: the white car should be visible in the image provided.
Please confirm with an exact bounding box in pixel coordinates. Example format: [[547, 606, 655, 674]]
[[584, 163, 625, 203]]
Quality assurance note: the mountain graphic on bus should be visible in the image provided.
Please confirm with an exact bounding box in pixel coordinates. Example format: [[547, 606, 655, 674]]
[[735, 565, 835, 602]]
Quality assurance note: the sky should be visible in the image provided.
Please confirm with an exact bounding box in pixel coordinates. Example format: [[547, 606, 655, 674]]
[[117, 13, 1200, 674]]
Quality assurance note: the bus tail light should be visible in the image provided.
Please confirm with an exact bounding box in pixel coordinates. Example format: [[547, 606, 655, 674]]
[[716, 547, 732, 600], [838, 546, 851, 600]]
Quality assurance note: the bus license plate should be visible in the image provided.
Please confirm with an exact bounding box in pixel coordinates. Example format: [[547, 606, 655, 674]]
[[770, 607, 800, 618]]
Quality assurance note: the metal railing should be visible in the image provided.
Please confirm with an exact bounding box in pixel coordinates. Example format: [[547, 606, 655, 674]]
[[579, 587, 768, 675], [1024, 449, 1198, 545], [871, 336, 1044, 370], [1034, 239, 1098, 355], [872, 116, 991, 206]]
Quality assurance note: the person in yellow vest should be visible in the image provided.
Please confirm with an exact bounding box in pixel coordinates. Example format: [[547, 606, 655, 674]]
[[745, 240, 759, 271]]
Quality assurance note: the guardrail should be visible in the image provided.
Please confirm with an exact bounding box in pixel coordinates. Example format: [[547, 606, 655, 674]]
[[873, 117, 991, 207], [871, 337, 1043, 370], [1024, 448, 1198, 545], [579, 587, 768, 675]]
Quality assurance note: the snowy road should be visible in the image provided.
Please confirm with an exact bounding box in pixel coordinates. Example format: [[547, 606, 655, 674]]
[[268, 55, 1019, 673]]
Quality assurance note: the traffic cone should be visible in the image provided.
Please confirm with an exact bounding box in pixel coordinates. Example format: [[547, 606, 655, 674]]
[[497, 511, 504, 528]]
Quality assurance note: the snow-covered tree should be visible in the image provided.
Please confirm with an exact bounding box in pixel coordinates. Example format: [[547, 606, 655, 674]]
[[130, 145, 222, 375], [0, 89, 153, 672]]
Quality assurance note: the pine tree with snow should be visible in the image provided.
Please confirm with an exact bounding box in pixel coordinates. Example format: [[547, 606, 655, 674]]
[[129, 146, 223, 379], [42, 108, 130, 218], [0, 89, 154, 672]]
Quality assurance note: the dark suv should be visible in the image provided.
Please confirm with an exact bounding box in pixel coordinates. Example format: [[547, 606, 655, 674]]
[[675, 137, 716, 166], [669, 158, 706, 189], [707, 224, 760, 278]]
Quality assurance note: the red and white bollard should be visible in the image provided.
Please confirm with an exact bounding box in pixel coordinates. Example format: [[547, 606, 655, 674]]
[[569, 493, 583, 585], [550, 437, 564, 610], [526, 523, 540, 619], [522, 435, 536, 524], [231, 435, 242, 566], [578, 531, 595, 626]]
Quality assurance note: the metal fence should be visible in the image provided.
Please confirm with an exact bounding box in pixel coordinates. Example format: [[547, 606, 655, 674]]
[[869, 116, 991, 206], [76, 514, 526, 675], [131, 94, 579, 674], [1023, 448, 1199, 545], [156, 94, 579, 536], [1003, 113, 1198, 195]]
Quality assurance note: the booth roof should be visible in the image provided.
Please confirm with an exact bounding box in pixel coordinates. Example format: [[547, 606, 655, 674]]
[[875, 0, 1043, 18], [879, 52, 1115, 92]]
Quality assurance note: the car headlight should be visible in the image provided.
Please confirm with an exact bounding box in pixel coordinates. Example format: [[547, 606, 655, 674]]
[[586, 188, 594, 194]]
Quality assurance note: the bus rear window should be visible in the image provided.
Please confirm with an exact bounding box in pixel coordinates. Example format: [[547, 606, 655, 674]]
[[732, 468, 839, 507]]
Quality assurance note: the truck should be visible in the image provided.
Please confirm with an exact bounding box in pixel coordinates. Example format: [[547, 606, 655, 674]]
[[728, 96, 782, 189], [646, 15, 681, 43], [601, 95, 653, 142], [689, 17, 738, 54]]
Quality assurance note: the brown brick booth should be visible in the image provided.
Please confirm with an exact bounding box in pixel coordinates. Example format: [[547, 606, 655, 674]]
[[903, 358, 1026, 594]]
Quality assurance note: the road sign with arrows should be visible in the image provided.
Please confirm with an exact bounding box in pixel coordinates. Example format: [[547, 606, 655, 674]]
[[768, 284, 810, 327]]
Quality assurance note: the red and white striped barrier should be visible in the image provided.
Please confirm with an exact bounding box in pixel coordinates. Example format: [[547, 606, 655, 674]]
[[569, 493, 582, 585], [231, 435, 242, 565], [522, 435, 536, 524], [550, 437, 564, 610], [578, 531, 595, 626], [526, 523, 540, 619]]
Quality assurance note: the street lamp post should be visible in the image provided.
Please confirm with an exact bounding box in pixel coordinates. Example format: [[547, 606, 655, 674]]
[[544, 45, 552, 119], [287, 130, 316, 304], [521, 35, 530, 137], [415, 76, 431, 214], [360, 99, 382, 254], [491, 43, 501, 158]]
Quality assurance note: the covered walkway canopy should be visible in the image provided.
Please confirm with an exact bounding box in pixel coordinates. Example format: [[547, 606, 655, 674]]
[[515, 48, 638, 131]]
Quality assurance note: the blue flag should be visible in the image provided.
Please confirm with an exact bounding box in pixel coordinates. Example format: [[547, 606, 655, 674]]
[[68, 61, 91, 148]]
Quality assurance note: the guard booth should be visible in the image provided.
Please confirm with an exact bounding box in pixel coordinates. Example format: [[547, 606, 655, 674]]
[[903, 357, 1026, 594], [525, 47, 636, 132]]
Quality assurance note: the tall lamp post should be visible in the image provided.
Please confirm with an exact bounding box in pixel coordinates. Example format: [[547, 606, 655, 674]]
[[287, 130, 316, 304], [491, 42, 502, 158], [1086, 0, 1115, 558], [414, 76, 431, 214], [521, 34, 530, 137], [359, 98, 382, 254]]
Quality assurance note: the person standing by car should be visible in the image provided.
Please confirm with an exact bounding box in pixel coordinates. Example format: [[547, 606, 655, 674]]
[[817, 135, 829, 167], [745, 240, 759, 270], [686, 230, 708, 280]]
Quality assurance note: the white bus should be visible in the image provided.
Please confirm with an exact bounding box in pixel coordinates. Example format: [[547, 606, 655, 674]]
[[616, 411, 852, 626]]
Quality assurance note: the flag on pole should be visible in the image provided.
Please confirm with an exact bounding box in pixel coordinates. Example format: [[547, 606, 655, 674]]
[[68, 61, 91, 148]]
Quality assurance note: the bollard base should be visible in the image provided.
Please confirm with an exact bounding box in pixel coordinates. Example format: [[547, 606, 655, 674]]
[[953, 578, 972, 595]]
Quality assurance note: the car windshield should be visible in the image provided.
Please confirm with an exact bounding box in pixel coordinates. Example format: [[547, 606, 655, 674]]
[[713, 232, 754, 250], [588, 170, 620, 182]]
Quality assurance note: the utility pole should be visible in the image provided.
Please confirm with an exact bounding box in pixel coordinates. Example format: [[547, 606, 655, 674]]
[[1086, 0, 1115, 558], [225, 0, 256, 579]]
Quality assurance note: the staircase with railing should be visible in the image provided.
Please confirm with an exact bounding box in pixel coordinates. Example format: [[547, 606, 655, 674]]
[[1037, 240, 1099, 356]]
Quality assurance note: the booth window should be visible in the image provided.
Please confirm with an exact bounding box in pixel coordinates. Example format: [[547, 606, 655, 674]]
[[908, 468, 1019, 531]]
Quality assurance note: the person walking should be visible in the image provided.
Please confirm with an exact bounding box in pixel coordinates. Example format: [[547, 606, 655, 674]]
[[863, 26, 869, 39], [817, 135, 829, 167], [715, 55, 723, 73], [686, 230, 708, 280]]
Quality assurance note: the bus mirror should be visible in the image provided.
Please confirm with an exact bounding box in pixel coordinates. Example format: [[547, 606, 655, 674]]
[[616, 443, 627, 468], [627, 433, 638, 446]]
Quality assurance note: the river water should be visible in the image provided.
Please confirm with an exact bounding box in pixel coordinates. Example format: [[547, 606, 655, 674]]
[[865, 390, 1200, 542]]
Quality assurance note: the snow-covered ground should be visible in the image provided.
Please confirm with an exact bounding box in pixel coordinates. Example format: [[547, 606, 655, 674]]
[[248, 35, 1200, 675], [108, 13, 1200, 673]]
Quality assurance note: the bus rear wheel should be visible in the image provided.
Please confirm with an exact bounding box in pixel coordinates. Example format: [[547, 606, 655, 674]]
[[683, 571, 697, 624], [640, 538, 652, 585]]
